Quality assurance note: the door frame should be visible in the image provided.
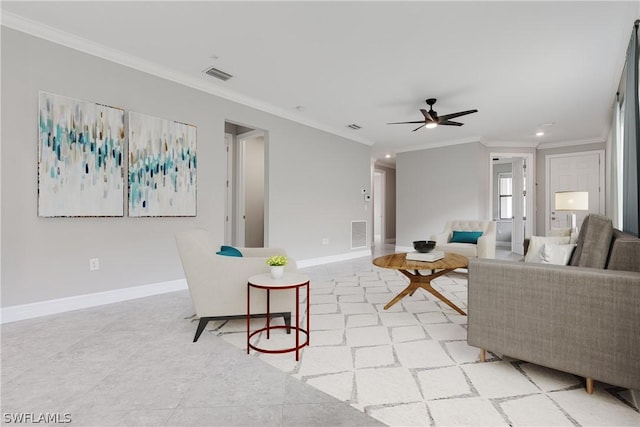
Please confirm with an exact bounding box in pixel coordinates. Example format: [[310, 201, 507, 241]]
[[373, 169, 386, 246], [224, 133, 234, 245], [488, 152, 536, 240], [544, 149, 605, 235]]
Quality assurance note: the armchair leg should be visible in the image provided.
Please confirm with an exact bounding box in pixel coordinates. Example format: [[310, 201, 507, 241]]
[[193, 317, 210, 342], [586, 378, 594, 394], [284, 312, 292, 334], [480, 349, 486, 362]]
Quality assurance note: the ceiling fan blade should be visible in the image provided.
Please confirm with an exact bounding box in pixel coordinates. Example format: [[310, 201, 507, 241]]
[[420, 109, 435, 122], [411, 124, 426, 132], [387, 120, 427, 125], [440, 120, 464, 126], [438, 109, 478, 121]]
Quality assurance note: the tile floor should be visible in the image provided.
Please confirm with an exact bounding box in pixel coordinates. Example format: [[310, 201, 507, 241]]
[[2, 245, 638, 426], [1, 281, 381, 426]]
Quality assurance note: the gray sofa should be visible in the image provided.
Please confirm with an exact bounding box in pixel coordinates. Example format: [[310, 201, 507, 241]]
[[467, 214, 640, 393]]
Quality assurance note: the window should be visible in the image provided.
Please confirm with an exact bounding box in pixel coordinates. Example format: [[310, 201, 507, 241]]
[[499, 173, 513, 219]]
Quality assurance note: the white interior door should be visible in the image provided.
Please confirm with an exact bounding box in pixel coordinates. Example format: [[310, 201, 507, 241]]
[[511, 157, 525, 254], [546, 151, 604, 234]]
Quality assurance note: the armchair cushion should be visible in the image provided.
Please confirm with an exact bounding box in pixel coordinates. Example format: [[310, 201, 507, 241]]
[[450, 230, 483, 244], [216, 245, 243, 257]]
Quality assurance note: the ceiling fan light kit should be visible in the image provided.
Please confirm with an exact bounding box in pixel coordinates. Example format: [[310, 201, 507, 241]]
[[387, 98, 478, 132]]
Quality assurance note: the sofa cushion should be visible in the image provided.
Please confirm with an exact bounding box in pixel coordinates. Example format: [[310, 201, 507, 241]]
[[523, 236, 570, 263], [606, 229, 640, 272], [568, 214, 613, 268]]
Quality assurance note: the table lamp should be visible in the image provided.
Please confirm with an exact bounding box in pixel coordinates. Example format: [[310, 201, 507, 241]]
[[555, 191, 589, 233]]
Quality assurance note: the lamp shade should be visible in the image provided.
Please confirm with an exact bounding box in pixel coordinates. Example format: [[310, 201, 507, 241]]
[[555, 191, 589, 211]]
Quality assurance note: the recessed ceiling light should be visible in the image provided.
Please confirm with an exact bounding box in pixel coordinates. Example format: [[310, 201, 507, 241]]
[[385, 154, 392, 159], [536, 131, 545, 137], [541, 122, 555, 127]]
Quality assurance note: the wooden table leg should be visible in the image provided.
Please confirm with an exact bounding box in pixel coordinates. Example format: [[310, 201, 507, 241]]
[[384, 268, 466, 315]]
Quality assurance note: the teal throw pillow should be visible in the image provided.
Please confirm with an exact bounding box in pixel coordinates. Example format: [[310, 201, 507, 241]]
[[216, 245, 243, 257], [450, 231, 483, 244]]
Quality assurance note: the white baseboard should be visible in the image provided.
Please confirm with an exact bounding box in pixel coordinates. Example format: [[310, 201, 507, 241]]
[[1, 250, 374, 324], [1, 279, 187, 324], [297, 249, 371, 269]]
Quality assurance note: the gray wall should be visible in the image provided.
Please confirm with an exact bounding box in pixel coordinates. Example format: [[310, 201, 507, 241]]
[[1, 28, 371, 307], [396, 142, 489, 247]]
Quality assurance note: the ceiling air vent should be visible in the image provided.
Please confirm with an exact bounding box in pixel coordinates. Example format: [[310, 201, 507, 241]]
[[204, 66, 233, 81], [347, 124, 362, 130]]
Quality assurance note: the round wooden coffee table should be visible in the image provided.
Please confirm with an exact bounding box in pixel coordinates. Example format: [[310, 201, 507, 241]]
[[373, 252, 468, 315]]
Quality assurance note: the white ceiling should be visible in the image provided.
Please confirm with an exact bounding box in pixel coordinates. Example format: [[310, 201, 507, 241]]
[[2, 1, 638, 162]]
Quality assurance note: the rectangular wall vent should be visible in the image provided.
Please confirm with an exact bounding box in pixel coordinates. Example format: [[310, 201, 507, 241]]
[[351, 220, 367, 249], [204, 66, 233, 81]]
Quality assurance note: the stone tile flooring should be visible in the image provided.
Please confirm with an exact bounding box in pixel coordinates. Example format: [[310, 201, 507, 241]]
[[2, 251, 639, 426]]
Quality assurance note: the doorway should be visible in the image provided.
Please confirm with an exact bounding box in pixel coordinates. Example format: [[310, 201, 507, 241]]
[[489, 153, 535, 255], [545, 150, 605, 234], [224, 122, 266, 247]]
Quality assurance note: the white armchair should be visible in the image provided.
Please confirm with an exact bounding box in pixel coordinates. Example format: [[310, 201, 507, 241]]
[[430, 220, 496, 259], [175, 229, 297, 342]]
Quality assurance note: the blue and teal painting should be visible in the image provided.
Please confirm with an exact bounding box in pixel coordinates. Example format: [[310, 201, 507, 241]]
[[128, 112, 197, 217], [38, 91, 125, 217]]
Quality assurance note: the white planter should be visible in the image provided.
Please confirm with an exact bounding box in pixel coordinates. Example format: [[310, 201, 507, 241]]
[[270, 266, 284, 279]]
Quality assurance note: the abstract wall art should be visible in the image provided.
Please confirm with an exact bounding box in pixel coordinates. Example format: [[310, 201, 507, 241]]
[[128, 112, 197, 217], [38, 91, 125, 217]]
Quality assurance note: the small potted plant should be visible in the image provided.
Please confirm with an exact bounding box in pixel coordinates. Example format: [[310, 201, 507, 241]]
[[266, 255, 287, 279]]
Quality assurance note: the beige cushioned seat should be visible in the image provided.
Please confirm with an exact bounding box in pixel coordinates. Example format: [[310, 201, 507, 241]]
[[430, 220, 496, 259]]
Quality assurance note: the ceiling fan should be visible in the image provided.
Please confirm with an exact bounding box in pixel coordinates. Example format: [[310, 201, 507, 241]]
[[388, 98, 478, 132]]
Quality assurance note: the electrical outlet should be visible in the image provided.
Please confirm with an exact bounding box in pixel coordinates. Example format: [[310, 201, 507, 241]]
[[322, 238, 329, 245], [89, 258, 100, 271]]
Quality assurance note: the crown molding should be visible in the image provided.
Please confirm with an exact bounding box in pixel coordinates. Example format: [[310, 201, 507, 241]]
[[536, 137, 605, 150], [481, 140, 540, 148], [394, 136, 483, 153], [1, 11, 374, 147]]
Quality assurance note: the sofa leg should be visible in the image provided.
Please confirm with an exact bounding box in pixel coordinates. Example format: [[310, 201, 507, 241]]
[[193, 317, 210, 342], [586, 378, 594, 394], [480, 349, 486, 362]]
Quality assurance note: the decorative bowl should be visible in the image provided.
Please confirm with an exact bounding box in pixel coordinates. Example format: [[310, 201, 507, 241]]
[[413, 240, 436, 253]]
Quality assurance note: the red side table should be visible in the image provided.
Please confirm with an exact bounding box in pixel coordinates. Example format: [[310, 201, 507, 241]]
[[247, 272, 310, 361]]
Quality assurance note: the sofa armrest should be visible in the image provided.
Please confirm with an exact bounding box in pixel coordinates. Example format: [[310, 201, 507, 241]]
[[467, 258, 640, 390]]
